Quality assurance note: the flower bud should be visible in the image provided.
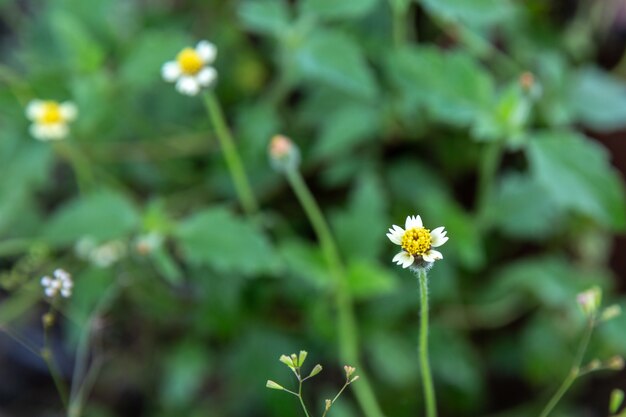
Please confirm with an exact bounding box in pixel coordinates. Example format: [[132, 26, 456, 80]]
[[308, 364, 323, 378], [601, 304, 622, 322], [269, 134, 300, 172], [344, 365, 356, 379], [607, 356, 625, 371], [325, 399, 332, 411], [42, 312, 55, 328], [349, 375, 360, 383], [519, 71, 535, 91], [610, 389, 624, 414], [266, 380, 284, 390], [298, 350, 308, 367], [279, 354, 295, 368], [577, 286, 602, 317]]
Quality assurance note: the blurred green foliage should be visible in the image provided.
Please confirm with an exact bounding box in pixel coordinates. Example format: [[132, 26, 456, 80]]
[[1, 0, 626, 416]]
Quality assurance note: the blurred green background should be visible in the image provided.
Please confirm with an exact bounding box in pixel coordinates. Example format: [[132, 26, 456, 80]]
[[1, 0, 626, 416]]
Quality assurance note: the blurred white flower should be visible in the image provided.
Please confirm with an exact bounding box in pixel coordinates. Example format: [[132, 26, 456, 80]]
[[134, 232, 164, 256], [75, 237, 127, 268], [387, 215, 448, 269], [25, 100, 77, 141], [41, 268, 73, 298], [162, 40, 217, 96]]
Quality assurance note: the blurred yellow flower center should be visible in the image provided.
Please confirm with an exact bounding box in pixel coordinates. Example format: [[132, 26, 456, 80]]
[[176, 48, 203, 75], [39, 102, 62, 124], [401, 227, 431, 256]]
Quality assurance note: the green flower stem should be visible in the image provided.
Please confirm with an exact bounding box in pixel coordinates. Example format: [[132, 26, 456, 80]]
[[417, 269, 437, 417], [202, 91, 258, 216], [42, 312, 70, 411], [389, 0, 409, 47], [53, 140, 95, 195], [284, 167, 385, 417], [297, 378, 311, 417], [538, 320, 594, 417], [475, 141, 503, 229]]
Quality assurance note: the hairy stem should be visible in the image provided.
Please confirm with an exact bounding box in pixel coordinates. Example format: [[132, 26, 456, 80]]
[[202, 91, 258, 216], [417, 269, 437, 417], [285, 168, 385, 417]]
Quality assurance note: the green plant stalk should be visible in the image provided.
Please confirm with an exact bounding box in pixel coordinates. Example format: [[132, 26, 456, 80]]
[[297, 378, 311, 417], [42, 315, 69, 411], [417, 269, 437, 417], [538, 319, 594, 417], [476, 141, 504, 229], [285, 168, 385, 417], [202, 91, 258, 216], [389, 0, 410, 47], [53, 140, 95, 195]]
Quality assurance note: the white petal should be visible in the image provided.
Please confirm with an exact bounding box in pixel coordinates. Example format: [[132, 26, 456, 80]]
[[405, 215, 423, 230], [45, 288, 56, 297], [26, 100, 44, 120], [196, 67, 217, 87], [161, 61, 181, 82], [47, 123, 69, 140], [41, 276, 52, 286], [59, 102, 78, 121], [196, 40, 217, 63], [393, 251, 414, 268], [386, 225, 404, 245], [424, 249, 443, 262], [175, 76, 200, 96], [60, 288, 72, 298], [430, 227, 449, 247]]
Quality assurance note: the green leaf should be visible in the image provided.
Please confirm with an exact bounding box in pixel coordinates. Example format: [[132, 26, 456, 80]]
[[277, 239, 329, 288], [332, 174, 388, 260], [313, 103, 382, 159], [160, 341, 211, 407], [387, 46, 494, 126], [294, 29, 378, 100], [0, 286, 40, 326], [175, 207, 279, 275], [238, 0, 291, 37], [44, 189, 140, 245], [346, 260, 398, 299], [488, 256, 611, 307], [527, 131, 626, 230], [50, 11, 105, 72], [487, 172, 564, 239], [570, 67, 626, 132], [301, 0, 378, 19], [418, 0, 516, 27]]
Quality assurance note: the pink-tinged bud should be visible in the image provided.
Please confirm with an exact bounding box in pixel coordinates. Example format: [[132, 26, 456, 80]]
[[577, 286, 602, 317], [269, 134, 300, 172], [519, 71, 535, 91]]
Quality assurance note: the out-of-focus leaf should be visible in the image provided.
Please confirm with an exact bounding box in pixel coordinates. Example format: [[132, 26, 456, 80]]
[[419, 0, 516, 27], [488, 256, 611, 307], [521, 315, 572, 383], [527, 131, 626, 230], [487, 172, 564, 239], [301, 0, 378, 19], [431, 326, 485, 411], [346, 259, 398, 299], [44, 189, 140, 245], [313, 103, 382, 159], [50, 11, 104, 72], [238, 0, 291, 37], [570, 67, 626, 132], [368, 330, 419, 385], [175, 207, 280, 275], [277, 239, 329, 288], [333, 174, 388, 260], [294, 29, 378, 100], [160, 341, 211, 407], [0, 286, 40, 326], [387, 46, 494, 126]]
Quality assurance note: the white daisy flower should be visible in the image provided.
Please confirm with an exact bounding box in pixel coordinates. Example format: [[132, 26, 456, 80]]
[[387, 215, 448, 269], [162, 40, 218, 96], [25, 100, 78, 141], [41, 268, 73, 298]]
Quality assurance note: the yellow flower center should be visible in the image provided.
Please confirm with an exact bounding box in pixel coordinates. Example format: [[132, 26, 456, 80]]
[[401, 227, 432, 256], [176, 48, 203, 75], [39, 101, 63, 125]]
